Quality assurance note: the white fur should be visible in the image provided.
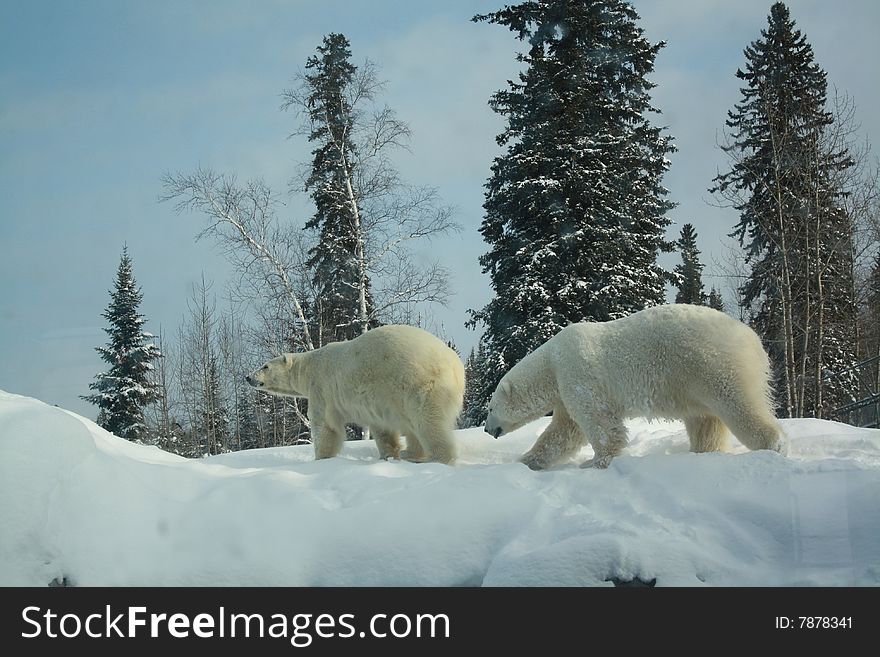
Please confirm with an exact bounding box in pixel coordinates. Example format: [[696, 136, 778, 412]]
[[485, 304, 786, 470], [247, 325, 465, 464]]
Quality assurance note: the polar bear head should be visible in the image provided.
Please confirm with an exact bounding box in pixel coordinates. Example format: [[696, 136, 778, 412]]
[[484, 379, 529, 439], [245, 354, 307, 398]]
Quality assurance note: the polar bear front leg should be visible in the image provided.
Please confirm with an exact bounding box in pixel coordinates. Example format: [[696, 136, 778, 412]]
[[400, 436, 427, 463], [520, 406, 586, 471], [577, 412, 628, 469], [374, 430, 401, 460], [312, 420, 346, 460]]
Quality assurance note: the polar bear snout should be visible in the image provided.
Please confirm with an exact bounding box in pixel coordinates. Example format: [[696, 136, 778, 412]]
[[484, 415, 503, 439], [245, 363, 271, 388], [244, 365, 269, 388]]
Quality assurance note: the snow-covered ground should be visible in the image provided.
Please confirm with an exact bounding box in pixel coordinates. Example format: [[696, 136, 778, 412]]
[[1, 389, 878, 586]]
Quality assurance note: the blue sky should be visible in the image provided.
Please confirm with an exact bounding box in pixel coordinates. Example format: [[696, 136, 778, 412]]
[[2, 0, 878, 419]]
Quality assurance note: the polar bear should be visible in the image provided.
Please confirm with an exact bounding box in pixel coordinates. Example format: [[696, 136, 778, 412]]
[[484, 304, 786, 470], [246, 325, 465, 464]]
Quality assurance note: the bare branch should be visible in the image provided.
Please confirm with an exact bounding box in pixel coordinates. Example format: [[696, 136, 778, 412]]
[[161, 168, 315, 351]]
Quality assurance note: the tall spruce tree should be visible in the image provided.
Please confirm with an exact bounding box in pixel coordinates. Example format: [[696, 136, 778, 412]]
[[712, 2, 858, 418], [674, 223, 706, 304], [300, 33, 374, 344], [469, 0, 675, 402], [83, 246, 161, 441], [300, 36, 372, 441]]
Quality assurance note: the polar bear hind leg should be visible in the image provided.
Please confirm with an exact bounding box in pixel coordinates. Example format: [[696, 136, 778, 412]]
[[404, 399, 457, 464], [715, 397, 786, 454], [374, 430, 401, 460], [684, 415, 729, 453], [413, 426, 456, 464], [407, 404, 458, 465]]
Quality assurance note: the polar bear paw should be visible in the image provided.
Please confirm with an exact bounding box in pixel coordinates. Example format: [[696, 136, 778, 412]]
[[580, 454, 614, 469], [520, 452, 550, 471], [400, 449, 429, 463], [771, 436, 790, 457]]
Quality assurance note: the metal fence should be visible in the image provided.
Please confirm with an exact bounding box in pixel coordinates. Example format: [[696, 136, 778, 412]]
[[828, 355, 880, 428]]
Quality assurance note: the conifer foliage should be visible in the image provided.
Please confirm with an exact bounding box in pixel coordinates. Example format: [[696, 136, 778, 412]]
[[707, 288, 725, 312], [300, 33, 375, 343], [83, 247, 161, 441], [460, 339, 492, 428], [282, 33, 457, 345], [469, 0, 675, 401], [673, 223, 706, 305], [712, 2, 859, 418], [862, 251, 880, 379]]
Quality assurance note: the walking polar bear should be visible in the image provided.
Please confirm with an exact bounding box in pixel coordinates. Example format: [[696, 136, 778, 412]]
[[484, 304, 786, 470], [246, 325, 465, 464]]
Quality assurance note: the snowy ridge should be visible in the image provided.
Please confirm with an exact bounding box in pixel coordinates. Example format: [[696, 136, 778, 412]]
[[1, 390, 878, 586]]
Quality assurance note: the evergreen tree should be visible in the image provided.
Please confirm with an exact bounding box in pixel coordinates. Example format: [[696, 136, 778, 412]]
[[469, 0, 675, 402], [707, 287, 725, 312], [673, 223, 706, 304], [83, 246, 161, 441], [460, 339, 492, 428], [301, 33, 376, 344], [862, 250, 880, 374], [235, 391, 261, 451], [867, 250, 880, 331], [199, 356, 229, 455], [712, 2, 858, 418]]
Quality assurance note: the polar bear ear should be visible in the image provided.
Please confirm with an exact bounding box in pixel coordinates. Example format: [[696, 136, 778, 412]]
[[283, 353, 295, 368], [500, 379, 512, 396]]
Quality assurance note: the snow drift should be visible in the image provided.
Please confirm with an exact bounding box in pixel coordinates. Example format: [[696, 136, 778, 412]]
[[1, 389, 878, 586]]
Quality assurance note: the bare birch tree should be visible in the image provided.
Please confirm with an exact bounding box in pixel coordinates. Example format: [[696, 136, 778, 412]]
[[146, 327, 176, 451]]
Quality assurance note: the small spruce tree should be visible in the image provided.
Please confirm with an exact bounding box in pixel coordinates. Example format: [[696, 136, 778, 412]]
[[673, 223, 706, 305], [707, 287, 726, 312], [83, 246, 161, 441]]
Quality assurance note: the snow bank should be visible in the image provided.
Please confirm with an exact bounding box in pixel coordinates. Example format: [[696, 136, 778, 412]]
[[1, 390, 878, 586]]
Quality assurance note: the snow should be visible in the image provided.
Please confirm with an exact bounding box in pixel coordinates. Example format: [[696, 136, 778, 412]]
[[1, 389, 878, 587]]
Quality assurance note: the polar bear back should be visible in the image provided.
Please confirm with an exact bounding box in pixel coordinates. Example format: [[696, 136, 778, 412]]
[[304, 325, 465, 435], [548, 304, 771, 420]]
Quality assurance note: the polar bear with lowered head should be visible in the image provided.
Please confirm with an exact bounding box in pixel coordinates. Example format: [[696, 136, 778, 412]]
[[484, 304, 786, 470], [246, 325, 464, 464]]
